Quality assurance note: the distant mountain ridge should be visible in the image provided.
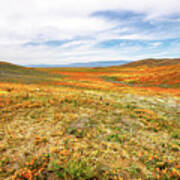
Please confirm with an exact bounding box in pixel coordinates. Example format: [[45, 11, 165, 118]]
[[26, 60, 131, 68]]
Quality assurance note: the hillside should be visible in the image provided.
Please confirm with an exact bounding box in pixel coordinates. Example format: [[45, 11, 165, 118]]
[[122, 58, 180, 67], [0, 60, 180, 179], [0, 61, 62, 84], [39, 60, 180, 89], [93, 59, 180, 88]]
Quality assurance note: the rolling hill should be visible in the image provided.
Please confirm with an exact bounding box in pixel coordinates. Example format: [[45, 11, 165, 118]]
[[1, 59, 180, 88], [0, 61, 62, 84], [0, 59, 180, 179], [122, 58, 180, 67]]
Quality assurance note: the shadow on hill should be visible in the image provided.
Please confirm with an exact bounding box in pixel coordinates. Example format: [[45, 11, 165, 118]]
[[0, 62, 63, 84]]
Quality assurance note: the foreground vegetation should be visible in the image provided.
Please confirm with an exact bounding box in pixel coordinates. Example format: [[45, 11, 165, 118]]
[[0, 60, 180, 179]]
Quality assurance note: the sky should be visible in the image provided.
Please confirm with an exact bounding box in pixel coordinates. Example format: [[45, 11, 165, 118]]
[[0, 0, 180, 65]]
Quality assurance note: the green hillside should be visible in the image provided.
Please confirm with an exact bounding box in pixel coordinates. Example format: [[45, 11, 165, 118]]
[[0, 62, 62, 84]]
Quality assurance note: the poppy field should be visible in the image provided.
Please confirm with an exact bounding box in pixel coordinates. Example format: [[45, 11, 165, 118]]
[[0, 61, 180, 179]]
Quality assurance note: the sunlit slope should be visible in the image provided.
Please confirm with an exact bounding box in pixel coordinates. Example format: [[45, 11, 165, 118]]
[[101, 64, 180, 88]]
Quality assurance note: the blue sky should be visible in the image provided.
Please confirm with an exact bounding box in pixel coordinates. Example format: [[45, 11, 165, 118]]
[[0, 0, 180, 65]]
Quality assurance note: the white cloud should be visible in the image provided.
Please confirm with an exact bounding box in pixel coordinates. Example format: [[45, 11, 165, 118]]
[[151, 42, 163, 47], [0, 0, 180, 64]]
